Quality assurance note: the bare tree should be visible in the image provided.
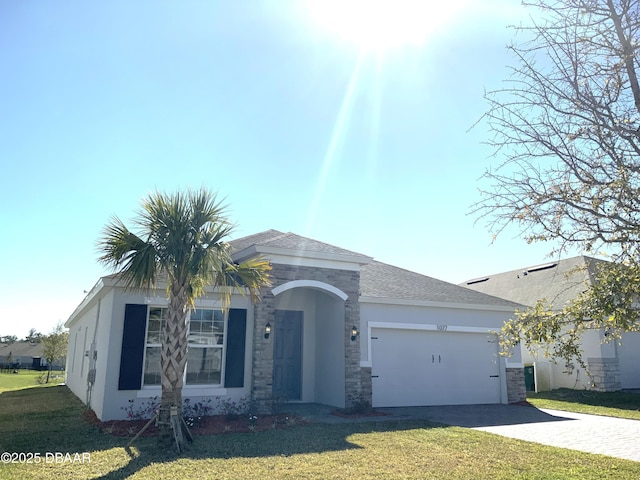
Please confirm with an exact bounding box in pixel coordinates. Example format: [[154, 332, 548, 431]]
[[474, 0, 640, 363]]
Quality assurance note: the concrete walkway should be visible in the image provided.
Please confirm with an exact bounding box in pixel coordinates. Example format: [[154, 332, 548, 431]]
[[285, 403, 640, 462]]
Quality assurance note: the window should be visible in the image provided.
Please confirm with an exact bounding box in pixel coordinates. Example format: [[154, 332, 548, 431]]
[[143, 307, 165, 385], [186, 309, 224, 384], [142, 307, 225, 386]]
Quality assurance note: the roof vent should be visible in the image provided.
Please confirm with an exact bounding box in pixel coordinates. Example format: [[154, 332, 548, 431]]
[[466, 277, 489, 285], [526, 262, 558, 273]]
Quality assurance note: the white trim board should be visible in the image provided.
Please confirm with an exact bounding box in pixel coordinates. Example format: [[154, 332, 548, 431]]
[[272, 280, 349, 301]]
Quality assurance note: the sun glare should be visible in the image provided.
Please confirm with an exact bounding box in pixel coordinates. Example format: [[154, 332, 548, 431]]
[[306, 0, 469, 51]]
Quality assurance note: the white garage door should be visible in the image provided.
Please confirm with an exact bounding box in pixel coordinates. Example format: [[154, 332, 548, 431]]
[[618, 332, 640, 389], [371, 328, 502, 407]]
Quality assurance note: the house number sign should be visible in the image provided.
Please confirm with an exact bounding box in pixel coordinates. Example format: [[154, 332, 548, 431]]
[[436, 325, 448, 331]]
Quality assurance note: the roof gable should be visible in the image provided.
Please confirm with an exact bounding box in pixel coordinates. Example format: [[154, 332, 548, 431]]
[[230, 231, 520, 308], [230, 230, 372, 266]]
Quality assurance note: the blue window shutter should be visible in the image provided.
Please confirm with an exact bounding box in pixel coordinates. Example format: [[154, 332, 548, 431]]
[[224, 309, 247, 388], [118, 304, 148, 390]]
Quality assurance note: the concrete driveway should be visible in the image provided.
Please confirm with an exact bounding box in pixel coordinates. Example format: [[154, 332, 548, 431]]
[[287, 403, 640, 462]]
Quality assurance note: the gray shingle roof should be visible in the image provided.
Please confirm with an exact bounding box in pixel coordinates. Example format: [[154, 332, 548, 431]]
[[230, 230, 522, 308], [0, 342, 44, 358], [461, 255, 604, 310], [230, 229, 371, 260], [361, 261, 522, 307]]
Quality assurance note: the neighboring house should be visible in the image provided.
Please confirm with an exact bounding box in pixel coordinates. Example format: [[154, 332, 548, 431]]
[[462, 256, 640, 392], [0, 341, 46, 370], [65, 230, 526, 421]]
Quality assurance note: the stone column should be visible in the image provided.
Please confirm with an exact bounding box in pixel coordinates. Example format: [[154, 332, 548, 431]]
[[588, 358, 621, 392], [344, 297, 365, 408], [250, 291, 275, 412], [506, 367, 526, 403]]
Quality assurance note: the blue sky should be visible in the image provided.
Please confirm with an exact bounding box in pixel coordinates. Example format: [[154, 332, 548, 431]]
[[0, 0, 561, 338]]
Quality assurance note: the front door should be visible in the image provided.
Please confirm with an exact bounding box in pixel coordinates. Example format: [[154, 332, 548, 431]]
[[272, 310, 302, 400]]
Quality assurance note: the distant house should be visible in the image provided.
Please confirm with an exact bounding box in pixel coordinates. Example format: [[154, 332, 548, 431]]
[[65, 230, 525, 421], [0, 342, 46, 370], [462, 256, 640, 392]]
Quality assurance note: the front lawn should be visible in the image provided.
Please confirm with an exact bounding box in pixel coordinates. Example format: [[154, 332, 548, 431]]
[[0, 385, 638, 479], [0, 370, 63, 394], [527, 388, 640, 420]]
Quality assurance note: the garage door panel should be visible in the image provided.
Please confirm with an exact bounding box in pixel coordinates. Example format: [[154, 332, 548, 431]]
[[618, 332, 640, 388], [371, 328, 501, 407]]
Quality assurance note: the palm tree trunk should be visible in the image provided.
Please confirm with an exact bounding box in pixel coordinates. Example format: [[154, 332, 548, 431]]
[[158, 281, 190, 448]]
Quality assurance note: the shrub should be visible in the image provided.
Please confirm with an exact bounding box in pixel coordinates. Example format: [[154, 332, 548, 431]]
[[182, 397, 213, 428], [121, 397, 159, 420], [121, 396, 214, 427], [217, 395, 253, 420]]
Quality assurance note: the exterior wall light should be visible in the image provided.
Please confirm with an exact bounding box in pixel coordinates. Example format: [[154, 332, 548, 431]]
[[264, 322, 272, 339], [351, 326, 358, 342]]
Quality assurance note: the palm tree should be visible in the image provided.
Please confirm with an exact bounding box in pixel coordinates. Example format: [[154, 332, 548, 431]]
[[97, 188, 271, 448]]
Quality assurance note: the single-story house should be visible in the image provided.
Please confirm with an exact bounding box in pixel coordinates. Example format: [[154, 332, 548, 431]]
[[0, 342, 47, 370], [462, 256, 640, 392], [65, 230, 526, 421]]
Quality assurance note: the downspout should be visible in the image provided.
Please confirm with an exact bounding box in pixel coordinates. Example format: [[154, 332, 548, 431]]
[[86, 298, 100, 408]]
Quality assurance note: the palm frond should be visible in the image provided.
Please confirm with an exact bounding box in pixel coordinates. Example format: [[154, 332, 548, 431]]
[[98, 188, 270, 304], [214, 257, 272, 309], [97, 216, 158, 291]]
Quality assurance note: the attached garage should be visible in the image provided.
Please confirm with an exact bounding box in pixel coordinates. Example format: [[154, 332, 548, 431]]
[[360, 259, 524, 409], [370, 326, 502, 407], [618, 332, 640, 389]]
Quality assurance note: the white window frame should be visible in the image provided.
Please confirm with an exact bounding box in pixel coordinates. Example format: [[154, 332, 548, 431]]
[[141, 307, 227, 389]]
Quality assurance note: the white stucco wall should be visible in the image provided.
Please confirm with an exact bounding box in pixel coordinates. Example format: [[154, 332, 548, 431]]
[[67, 284, 255, 421], [314, 296, 344, 407], [65, 288, 115, 415], [523, 328, 632, 392]]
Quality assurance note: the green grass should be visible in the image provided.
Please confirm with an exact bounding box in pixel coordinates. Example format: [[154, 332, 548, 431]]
[[0, 370, 63, 393], [527, 388, 640, 420], [1, 385, 639, 479]]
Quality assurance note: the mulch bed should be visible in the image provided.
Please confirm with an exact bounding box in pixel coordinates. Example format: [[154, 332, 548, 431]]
[[82, 409, 305, 437]]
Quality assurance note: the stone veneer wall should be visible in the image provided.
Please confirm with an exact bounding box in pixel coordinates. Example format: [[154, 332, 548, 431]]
[[251, 263, 369, 411], [587, 358, 621, 392], [506, 368, 527, 403]]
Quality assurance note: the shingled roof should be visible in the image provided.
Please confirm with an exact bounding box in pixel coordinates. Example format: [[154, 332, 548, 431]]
[[230, 229, 371, 261], [461, 255, 605, 310], [0, 341, 43, 359], [230, 230, 521, 308], [360, 260, 522, 307]]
